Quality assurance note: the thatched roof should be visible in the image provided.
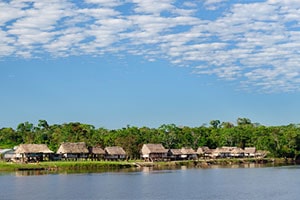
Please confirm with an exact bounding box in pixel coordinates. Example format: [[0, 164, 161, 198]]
[[244, 147, 256, 154], [231, 147, 244, 154], [105, 146, 126, 155], [90, 147, 105, 154], [169, 149, 182, 155], [181, 147, 196, 155], [214, 146, 235, 153], [142, 144, 168, 154], [15, 144, 53, 154], [57, 142, 89, 154], [197, 146, 212, 154]]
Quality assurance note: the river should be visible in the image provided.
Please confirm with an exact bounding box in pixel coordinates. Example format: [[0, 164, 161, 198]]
[[0, 165, 299, 200]]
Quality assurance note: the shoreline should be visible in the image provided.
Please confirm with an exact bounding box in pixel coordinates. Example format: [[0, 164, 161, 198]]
[[0, 158, 296, 172], [0, 161, 136, 172], [135, 157, 294, 168]]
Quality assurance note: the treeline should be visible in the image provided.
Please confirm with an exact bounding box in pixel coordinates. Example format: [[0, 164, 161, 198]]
[[1, 118, 300, 159]]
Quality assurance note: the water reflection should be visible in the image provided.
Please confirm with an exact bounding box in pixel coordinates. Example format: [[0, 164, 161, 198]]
[[1, 165, 300, 200], [15, 170, 48, 176]]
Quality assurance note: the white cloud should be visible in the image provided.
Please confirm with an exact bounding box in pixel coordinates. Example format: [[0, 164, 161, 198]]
[[131, 0, 175, 14], [204, 0, 227, 4], [78, 8, 120, 18], [189, 1, 300, 92], [84, 0, 123, 7], [0, 2, 24, 26], [203, 0, 228, 10], [0, 30, 15, 56], [1, 0, 300, 92], [182, 2, 197, 7], [2, 0, 73, 57]]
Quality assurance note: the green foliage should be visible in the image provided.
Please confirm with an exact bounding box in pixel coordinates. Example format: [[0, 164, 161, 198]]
[[1, 119, 300, 159], [210, 120, 221, 128]]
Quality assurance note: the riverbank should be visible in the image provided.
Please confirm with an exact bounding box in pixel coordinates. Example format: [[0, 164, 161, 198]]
[[0, 158, 295, 172], [136, 157, 293, 168], [0, 161, 136, 172]]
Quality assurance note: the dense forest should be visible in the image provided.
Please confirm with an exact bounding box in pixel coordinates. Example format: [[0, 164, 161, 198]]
[[1, 118, 300, 159]]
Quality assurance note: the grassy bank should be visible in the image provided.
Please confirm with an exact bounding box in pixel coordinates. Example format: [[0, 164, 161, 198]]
[[136, 158, 293, 168], [0, 161, 136, 172], [0, 158, 294, 172]]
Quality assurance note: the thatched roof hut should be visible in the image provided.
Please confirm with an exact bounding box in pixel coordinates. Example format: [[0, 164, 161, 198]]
[[216, 146, 234, 153], [105, 146, 126, 156], [168, 149, 182, 160], [15, 144, 53, 154], [104, 146, 126, 160], [14, 144, 53, 162], [141, 144, 168, 155], [230, 147, 244, 157], [231, 147, 244, 153], [57, 142, 89, 154], [169, 149, 182, 156], [244, 147, 256, 155], [90, 147, 105, 155], [197, 146, 212, 155], [180, 147, 197, 159], [141, 144, 168, 161], [181, 147, 196, 155]]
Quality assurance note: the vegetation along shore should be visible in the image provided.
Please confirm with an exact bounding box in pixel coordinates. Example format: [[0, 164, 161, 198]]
[[1, 117, 300, 170], [0, 160, 136, 172], [0, 158, 293, 172]]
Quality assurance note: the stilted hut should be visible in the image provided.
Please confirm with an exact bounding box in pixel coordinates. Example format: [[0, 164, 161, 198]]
[[89, 147, 105, 161], [197, 146, 213, 159], [141, 144, 168, 162], [104, 146, 126, 160], [181, 148, 197, 160], [168, 149, 183, 160], [244, 147, 256, 157], [57, 142, 89, 160], [213, 147, 235, 158], [14, 144, 53, 162], [230, 147, 245, 158]]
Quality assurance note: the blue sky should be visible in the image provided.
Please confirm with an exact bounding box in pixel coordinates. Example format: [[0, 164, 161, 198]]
[[1, 0, 300, 129]]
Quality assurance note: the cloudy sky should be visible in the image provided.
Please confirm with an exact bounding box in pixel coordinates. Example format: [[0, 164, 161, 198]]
[[1, 0, 300, 128]]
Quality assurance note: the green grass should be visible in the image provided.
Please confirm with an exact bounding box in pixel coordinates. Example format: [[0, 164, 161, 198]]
[[0, 158, 286, 172], [0, 162, 37, 171], [0, 160, 136, 172]]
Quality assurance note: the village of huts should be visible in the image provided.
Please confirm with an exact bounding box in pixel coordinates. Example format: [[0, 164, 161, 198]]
[[0, 142, 266, 163]]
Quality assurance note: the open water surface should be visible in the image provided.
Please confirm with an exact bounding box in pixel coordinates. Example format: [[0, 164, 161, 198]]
[[0, 165, 300, 200]]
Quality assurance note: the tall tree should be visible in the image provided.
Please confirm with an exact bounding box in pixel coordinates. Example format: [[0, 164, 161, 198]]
[[17, 122, 34, 143], [210, 120, 221, 128], [237, 118, 252, 126]]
